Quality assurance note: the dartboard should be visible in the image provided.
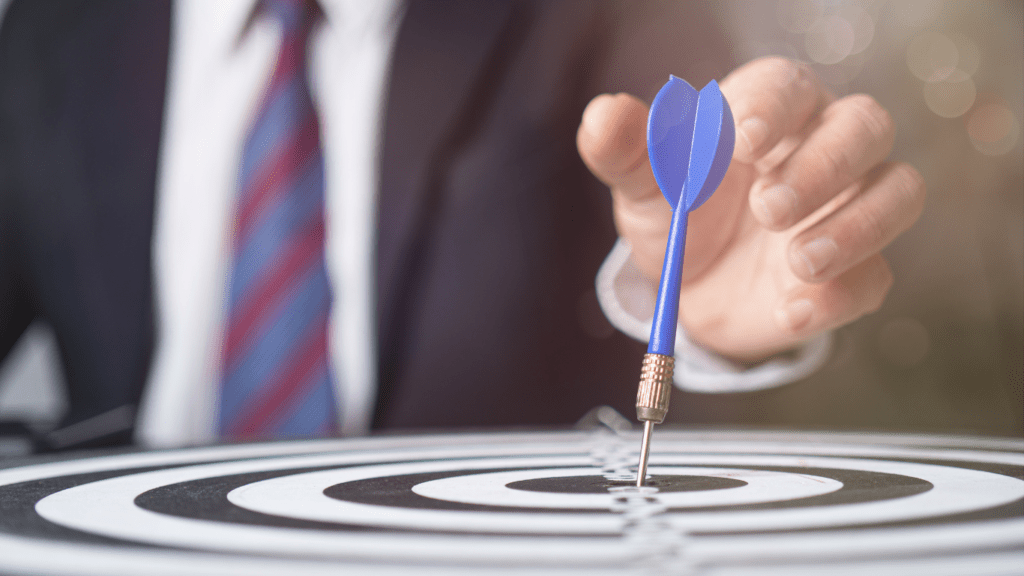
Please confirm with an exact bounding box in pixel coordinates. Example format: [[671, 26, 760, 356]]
[[0, 429, 1021, 575]]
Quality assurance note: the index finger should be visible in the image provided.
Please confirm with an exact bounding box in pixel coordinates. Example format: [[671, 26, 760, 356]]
[[720, 57, 831, 164]]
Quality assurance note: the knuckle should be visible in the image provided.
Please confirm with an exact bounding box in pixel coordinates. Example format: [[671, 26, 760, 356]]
[[759, 55, 793, 68], [815, 141, 857, 183], [756, 55, 795, 73], [750, 57, 807, 91], [792, 60, 817, 87], [854, 194, 888, 246], [733, 58, 820, 130], [770, 57, 800, 81], [843, 94, 894, 145], [892, 162, 927, 210]]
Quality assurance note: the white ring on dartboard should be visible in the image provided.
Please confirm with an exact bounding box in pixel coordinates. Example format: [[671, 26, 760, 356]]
[[223, 454, 1022, 533], [0, 431, 1018, 575], [33, 450, 1024, 556], [409, 466, 842, 509]]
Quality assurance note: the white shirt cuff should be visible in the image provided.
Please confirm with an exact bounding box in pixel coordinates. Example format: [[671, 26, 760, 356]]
[[595, 239, 832, 393]]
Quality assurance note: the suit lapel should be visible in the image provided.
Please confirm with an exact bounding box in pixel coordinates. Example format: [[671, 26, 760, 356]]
[[375, 0, 524, 395]]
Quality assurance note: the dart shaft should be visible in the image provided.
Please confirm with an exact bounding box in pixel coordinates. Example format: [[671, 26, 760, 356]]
[[648, 208, 688, 355]]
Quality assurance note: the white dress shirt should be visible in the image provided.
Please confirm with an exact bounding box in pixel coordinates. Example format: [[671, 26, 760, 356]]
[[135, 0, 826, 449], [137, 0, 402, 447]]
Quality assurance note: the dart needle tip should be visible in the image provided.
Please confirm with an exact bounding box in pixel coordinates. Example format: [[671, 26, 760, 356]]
[[636, 420, 654, 487]]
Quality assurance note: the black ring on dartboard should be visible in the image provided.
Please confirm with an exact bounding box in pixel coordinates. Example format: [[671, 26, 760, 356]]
[[129, 463, 932, 536], [1, 454, 1021, 545], [129, 459, 1024, 535], [0, 465, 184, 548]]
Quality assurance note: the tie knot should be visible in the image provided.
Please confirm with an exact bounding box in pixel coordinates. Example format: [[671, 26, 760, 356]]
[[263, 0, 320, 36]]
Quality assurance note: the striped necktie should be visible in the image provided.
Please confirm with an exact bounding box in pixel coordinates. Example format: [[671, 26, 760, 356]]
[[218, 0, 338, 440]]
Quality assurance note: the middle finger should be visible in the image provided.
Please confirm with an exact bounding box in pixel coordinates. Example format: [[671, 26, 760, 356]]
[[748, 93, 895, 231]]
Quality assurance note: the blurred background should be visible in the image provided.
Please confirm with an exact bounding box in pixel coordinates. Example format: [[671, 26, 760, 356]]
[[669, 0, 1022, 437], [1, 0, 1021, 438]]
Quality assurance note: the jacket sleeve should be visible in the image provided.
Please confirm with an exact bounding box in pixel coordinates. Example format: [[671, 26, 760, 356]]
[[0, 0, 37, 366]]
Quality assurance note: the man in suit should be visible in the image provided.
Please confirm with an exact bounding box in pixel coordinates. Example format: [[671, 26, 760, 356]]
[[0, 0, 921, 451]]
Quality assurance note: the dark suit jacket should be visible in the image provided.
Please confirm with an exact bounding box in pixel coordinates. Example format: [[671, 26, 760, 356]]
[[0, 0, 731, 450]]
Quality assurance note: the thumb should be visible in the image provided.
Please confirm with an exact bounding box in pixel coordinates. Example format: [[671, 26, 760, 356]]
[[577, 93, 672, 281], [576, 93, 662, 204]]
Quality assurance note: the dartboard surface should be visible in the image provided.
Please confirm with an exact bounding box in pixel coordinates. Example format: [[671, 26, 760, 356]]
[[0, 429, 1021, 575]]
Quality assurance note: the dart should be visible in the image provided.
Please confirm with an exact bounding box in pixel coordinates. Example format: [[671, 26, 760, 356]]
[[635, 76, 735, 487]]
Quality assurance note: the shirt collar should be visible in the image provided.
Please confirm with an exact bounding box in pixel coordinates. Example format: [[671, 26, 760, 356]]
[[232, 0, 404, 47]]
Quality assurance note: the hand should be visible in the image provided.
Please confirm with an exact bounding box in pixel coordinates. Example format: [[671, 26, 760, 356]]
[[577, 57, 925, 363]]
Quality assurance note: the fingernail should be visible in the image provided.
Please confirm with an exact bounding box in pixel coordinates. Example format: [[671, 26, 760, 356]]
[[793, 237, 839, 278], [738, 117, 769, 156], [755, 184, 798, 228], [775, 298, 814, 332]]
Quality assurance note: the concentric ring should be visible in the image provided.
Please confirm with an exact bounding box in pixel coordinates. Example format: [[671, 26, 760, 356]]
[[0, 430, 1019, 576], [409, 466, 840, 509]]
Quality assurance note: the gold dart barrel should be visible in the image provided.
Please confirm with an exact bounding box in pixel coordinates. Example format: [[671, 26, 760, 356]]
[[636, 353, 673, 423], [634, 353, 674, 487]]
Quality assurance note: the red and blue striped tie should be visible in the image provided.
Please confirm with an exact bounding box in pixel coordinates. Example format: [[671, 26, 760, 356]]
[[219, 0, 338, 440]]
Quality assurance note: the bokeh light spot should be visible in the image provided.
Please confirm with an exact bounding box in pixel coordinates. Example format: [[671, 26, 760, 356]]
[[816, 51, 867, 88], [841, 6, 876, 55], [907, 32, 959, 82], [945, 33, 980, 83], [967, 102, 1021, 156], [923, 77, 976, 118], [776, 0, 824, 33], [805, 15, 855, 65]]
